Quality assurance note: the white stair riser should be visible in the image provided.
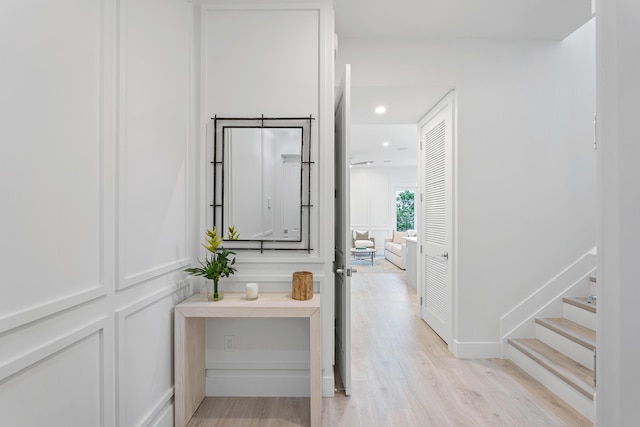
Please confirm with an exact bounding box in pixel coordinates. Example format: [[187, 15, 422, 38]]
[[535, 324, 595, 370], [506, 344, 594, 422], [563, 303, 596, 330]]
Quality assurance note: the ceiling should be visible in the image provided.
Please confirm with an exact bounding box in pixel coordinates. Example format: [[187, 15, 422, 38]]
[[334, 0, 593, 41], [337, 0, 594, 168], [348, 86, 451, 167]]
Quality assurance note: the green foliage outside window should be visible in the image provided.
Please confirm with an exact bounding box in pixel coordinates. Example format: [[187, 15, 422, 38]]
[[396, 190, 414, 231]]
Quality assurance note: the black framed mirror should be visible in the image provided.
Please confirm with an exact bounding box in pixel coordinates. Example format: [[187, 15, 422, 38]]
[[212, 116, 314, 252]]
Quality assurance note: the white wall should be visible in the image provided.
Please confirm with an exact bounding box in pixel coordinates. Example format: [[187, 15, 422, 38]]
[[0, 1, 194, 426], [338, 20, 596, 356], [596, 1, 640, 424], [351, 166, 418, 247], [198, 0, 335, 396]]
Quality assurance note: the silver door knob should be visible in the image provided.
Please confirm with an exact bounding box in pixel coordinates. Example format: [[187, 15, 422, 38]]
[[440, 252, 449, 259]]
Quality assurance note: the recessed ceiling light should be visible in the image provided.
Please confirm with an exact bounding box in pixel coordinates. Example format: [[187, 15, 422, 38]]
[[375, 105, 386, 114], [382, 141, 390, 147]]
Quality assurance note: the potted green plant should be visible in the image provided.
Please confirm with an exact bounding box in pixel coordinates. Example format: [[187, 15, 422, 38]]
[[185, 226, 239, 301]]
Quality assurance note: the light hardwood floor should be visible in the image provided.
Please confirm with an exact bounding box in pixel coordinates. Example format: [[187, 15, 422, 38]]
[[187, 271, 592, 427]]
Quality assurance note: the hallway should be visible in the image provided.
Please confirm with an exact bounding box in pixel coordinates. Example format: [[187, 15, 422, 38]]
[[323, 272, 591, 426], [187, 271, 592, 426]]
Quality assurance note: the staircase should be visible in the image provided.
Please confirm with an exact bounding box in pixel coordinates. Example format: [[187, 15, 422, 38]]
[[506, 276, 597, 422]]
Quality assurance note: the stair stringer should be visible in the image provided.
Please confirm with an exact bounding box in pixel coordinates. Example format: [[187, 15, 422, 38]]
[[499, 250, 596, 356]]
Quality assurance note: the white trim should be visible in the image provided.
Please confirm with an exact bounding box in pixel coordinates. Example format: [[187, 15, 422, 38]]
[[134, 388, 174, 427], [500, 250, 596, 343], [207, 360, 309, 370], [417, 89, 456, 350], [0, 317, 108, 381], [205, 369, 311, 397], [0, 286, 106, 335], [322, 372, 334, 397], [0, 318, 110, 427], [197, 0, 335, 399], [391, 184, 417, 233], [120, 259, 191, 290], [202, 0, 327, 12], [450, 340, 502, 359], [115, 0, 193, 291], [115, 283, 190, 427], [141, 398, 174, 427]]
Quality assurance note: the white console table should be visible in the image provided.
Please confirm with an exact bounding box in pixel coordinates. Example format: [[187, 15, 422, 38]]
[[174, 292, 321, 427]]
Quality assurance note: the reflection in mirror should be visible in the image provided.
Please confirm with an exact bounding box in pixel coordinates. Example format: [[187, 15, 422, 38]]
[[212, 116, 314, 252], [224, 127, 302, 241]]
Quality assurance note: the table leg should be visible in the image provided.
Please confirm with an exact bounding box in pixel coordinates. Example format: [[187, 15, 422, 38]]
[[309, 308, 321, 427], [175, 313, 205, 427]]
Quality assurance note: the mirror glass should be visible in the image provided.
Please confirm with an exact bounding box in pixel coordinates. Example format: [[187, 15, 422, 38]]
[[224, 127, 302, 241]]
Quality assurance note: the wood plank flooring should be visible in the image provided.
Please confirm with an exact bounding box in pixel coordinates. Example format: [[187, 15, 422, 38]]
[[187, 272, 592, 427]]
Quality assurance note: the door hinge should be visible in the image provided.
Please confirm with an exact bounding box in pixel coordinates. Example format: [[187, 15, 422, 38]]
[[419, 139, 422, 151], [420, 245, 423, 254], [420, 296, 423, 305], [593, 349, 597, 386], [593, 113, 597, 151], [420, 193, 423, 202]]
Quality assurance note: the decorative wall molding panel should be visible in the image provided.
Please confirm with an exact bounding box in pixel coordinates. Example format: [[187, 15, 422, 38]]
[[116, 283, 190, 426], [0, 0, 104, 326], [0, 318, 110, 426], [116, 0, 192, 291], [0, 286, 106, 335], [1, 0, 196, 426]]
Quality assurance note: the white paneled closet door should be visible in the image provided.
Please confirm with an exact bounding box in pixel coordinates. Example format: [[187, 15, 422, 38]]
[[419, 92, 454, 345]]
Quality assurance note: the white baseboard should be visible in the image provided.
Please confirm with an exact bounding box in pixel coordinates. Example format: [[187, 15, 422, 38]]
[[206, 369, 338, 397], [206, 369, 310, 397], [451, 340, 502, 359], [322, 373, 335, 397]]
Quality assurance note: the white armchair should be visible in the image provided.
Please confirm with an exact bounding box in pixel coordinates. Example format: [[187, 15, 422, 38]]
[[352, 229, 375, 249]]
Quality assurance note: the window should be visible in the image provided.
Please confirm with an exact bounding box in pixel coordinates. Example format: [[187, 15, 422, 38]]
[[396, 189, 415, 231]]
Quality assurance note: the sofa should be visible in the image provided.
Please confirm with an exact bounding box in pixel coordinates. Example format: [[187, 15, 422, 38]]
[[384, 230, 415, 269]]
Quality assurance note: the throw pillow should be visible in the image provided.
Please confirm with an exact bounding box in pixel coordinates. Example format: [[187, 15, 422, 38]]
[[393, 230, 408, 244], [355, 230, 369, 240]]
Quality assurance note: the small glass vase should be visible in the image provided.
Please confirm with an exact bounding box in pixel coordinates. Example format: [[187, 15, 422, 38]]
[[207, 279, 224, 301]]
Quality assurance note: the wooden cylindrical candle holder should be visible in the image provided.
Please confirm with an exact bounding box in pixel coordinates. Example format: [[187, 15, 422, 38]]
[[292, 271, 313, 300]]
